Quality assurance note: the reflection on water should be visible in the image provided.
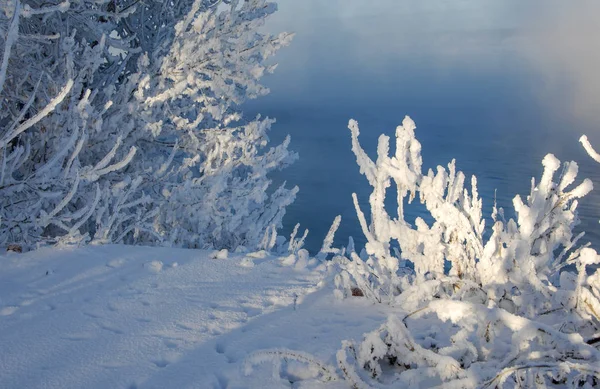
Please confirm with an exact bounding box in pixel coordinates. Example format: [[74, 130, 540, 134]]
[[244, 0, 600, 254]]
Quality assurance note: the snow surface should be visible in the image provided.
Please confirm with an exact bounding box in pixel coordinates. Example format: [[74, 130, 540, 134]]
[[0, 245, 383, 389]]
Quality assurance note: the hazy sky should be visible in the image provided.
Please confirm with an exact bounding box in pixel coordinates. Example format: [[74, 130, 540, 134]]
[[265, 0, 600, 131], [518, 0, 600, 126]]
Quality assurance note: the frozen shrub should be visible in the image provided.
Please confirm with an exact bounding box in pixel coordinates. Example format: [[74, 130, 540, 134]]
[[249, 116, 600, 388], [336, 117, 599, 316]]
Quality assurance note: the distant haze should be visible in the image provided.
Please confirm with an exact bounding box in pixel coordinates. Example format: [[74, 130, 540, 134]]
[[518, 0, 600, 129], [246, 1, 600, 253], [264, 1, 600, 132]]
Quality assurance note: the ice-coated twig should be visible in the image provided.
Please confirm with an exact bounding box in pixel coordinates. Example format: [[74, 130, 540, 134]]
[[580, 135, 600, 164]]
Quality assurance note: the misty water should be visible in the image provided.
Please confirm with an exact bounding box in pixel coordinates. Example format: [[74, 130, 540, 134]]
[[244, 1, 600, 254]]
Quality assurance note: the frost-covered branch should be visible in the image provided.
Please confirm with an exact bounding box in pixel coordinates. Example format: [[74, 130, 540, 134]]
[[0, 0, 20, 96], [580, 135, 600, 164], [317, 215, 342, 259]]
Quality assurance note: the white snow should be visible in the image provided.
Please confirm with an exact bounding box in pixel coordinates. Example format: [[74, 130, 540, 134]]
[[144, 260, 164, 273], [211, 249, 229, 260], [3, 115, 600, 388], [0, 245, 334, 389]]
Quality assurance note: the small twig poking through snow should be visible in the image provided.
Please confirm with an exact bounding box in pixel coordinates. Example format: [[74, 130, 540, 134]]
[[317, 215, 342, 260], [6, 244, 22, 253], [288, 223, 308, 254], [482, 362, 600, 389], [588, 335, 600, 345]]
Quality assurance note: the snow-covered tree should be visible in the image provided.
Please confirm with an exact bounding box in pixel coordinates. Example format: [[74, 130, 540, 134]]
[[0, 0, 142, 246], [122, 0, 298, 249], [0, 0, 296, 249]]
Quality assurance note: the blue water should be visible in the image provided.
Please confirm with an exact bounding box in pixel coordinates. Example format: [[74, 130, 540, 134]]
[[244, 1, 600, 254]]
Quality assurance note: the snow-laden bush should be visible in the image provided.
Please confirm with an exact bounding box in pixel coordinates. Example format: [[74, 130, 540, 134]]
[[0, 0, 296, 249], [335, 301, 600, 388], [331, 117, 600, 386], [247, 117, 600, 388], [335, 116, 599, 316]]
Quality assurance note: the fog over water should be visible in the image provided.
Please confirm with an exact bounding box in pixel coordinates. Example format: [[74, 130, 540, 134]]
[[244, 0, 600, 254]]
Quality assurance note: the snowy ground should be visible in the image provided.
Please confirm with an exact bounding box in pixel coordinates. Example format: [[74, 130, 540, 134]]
[[0, 245, 389, 389]]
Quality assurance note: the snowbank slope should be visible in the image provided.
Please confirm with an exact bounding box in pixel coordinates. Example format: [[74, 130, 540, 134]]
[[0, 245, 330, 388]]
